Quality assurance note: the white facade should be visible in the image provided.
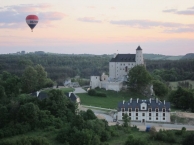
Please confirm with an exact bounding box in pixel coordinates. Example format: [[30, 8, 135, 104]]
[[90, 76, 100, 89], [117, 98, 171, 123]]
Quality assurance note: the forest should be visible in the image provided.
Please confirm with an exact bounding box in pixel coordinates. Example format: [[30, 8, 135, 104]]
[[0, 68, 194, 145], [0, 55, 194, 144], [0, 53, 194, 84]]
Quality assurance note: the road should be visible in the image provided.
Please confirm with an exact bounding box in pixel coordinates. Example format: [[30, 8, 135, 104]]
[[80, 105, 194, 131], [73, 87, 87, 93]]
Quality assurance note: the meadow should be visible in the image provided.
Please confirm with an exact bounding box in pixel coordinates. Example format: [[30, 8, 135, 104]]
[[77, 88, 146, 109], [169, 80, 194, 90]]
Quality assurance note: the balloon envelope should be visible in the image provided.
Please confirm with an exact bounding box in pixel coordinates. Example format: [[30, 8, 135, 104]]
[[26, 15, 39, 31]]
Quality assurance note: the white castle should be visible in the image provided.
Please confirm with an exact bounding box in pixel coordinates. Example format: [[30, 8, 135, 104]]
[[90, 46, 144, 91]]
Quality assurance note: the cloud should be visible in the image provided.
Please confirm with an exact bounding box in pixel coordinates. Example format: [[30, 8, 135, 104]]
[[0, 4, 66, 28], [163, 7, 194, 15], [110, 19, 194, 33], [163, 9, 177, 13], [78, 17, 101, 23], [110, 20, 182, 28]]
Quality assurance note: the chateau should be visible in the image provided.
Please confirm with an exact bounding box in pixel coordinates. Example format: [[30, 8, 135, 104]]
[[117, 98, 171, 123], [109, 46, 144, 79], [90, 46, 144, 91]]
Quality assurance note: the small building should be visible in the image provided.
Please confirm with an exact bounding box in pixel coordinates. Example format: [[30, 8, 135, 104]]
[[117, 98, 171, 123], [65, 92, 81, 106], [64, 78, 71, 86]]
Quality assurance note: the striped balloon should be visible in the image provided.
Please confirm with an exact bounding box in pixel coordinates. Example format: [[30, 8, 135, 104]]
[[26, 15, 39, 32]]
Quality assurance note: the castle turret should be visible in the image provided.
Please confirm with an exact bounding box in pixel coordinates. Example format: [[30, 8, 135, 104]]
[[135, 46, 144, 65]]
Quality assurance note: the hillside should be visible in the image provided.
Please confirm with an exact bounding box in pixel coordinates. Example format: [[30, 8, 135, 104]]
[[181, 53, 194, 60], [143, 54, 183, 60]]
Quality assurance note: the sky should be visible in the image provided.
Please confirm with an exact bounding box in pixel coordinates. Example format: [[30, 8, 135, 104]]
[[0, 0, 194, 55]]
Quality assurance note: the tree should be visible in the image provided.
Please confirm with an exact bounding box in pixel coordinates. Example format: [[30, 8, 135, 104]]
[[21, 66, 37, 93], [128, 65, 152, 91], [122, 113, 130, 127], [18, 103, 39, 126], [149, 126, 157, 139], [169, 87, 194, 111], [34, 64, 47, 89], [182, 133, 194, 145], [152, 80, 168, 98]]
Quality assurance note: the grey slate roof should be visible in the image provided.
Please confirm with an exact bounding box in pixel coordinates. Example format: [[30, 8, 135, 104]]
[[65, 92, 78, 102], [110, 54, 136, 62], [136, 46, 142, 50], [118, 99, 170, 112], [30, 91, 49, 100]]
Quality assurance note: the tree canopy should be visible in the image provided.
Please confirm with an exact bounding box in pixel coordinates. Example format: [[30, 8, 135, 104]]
[[128, 65, 152, 91]]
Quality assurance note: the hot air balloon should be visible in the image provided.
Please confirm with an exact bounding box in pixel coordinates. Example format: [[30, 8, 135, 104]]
[[26, 15, 39, 32]]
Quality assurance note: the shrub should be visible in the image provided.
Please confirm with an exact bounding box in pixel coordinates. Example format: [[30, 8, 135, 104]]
[[88, 89, 96, 96]]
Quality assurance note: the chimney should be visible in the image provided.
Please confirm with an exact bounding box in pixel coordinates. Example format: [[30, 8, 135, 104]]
[[123, 100, 125, 104], [69, 92, 72, 97], [36, 91, 40, 97], [130, 98, 132, 103], [150, 98, 151, 104], [137, 98, 139, 103], [164, 100, 165, 105], [156, 98, 158, 103]]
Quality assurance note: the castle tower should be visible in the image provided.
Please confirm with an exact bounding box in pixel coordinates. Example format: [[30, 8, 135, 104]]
[[135, 46, 144, 65]]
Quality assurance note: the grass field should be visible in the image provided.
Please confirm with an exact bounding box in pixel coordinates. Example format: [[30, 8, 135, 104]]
[[78, 88, 146, 109], [42, 87, 74, 93], [169, 80, 194, 90]]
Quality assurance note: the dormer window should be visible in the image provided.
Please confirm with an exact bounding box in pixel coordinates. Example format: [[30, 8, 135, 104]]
[[149, 108, 152, 112], [162, 108, 166, 112], [122, 108, 125, 112], [142, 107, 145, 109], [156, 108, 159, 112], [136, 108, 138, 112], [128, 108, 132, 112]]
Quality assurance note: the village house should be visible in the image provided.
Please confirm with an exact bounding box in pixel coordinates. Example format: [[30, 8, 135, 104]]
[[117, 98, 171, 123]]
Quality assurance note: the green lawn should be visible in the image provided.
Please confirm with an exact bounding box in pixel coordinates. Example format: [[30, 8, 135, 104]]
[[78, 88, 146, 109], [42, 87, 74, 93]]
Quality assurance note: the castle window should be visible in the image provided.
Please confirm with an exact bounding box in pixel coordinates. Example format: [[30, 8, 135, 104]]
[[128, 108, 132, 112], [142, 113, 145, 116], [156, 117, 158, 120], [156, 113, 158, 116], [163, 118, 165, 120], [122, 113, 124, 117], [163, 113, 165, 116], [136, 117, 138, 120], [149, 117, 151, 120], [129, 113, 131, 116], [149, 113, 151, 116], [125, 66, 128, 72], [163, 108, 166, 112], [136, 108, 138, 112], [149, 108, 152, 112], [122, 108, 125, 112], [136, 113, 138, 116], [156, 109, 159, 112]]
